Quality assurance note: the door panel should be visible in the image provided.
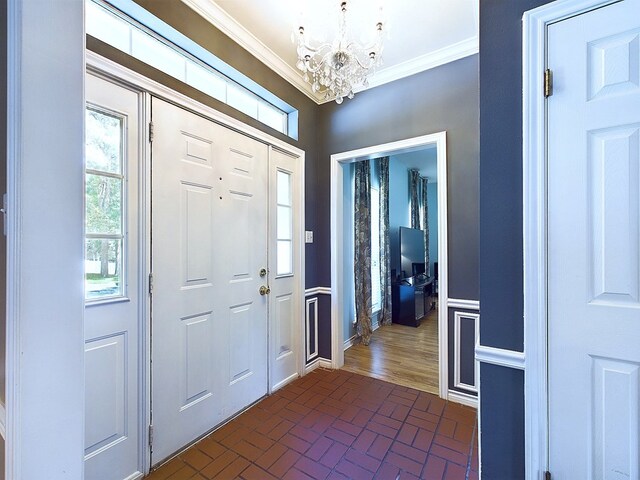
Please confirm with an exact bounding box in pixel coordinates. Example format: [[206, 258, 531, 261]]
[[151, 98, 268, 464], [84, 74, 142, 480], [547, 1, 640, 477], [269, 149, 302, 391]]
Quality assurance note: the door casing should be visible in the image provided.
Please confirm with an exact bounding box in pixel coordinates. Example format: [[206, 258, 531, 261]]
[[522, 1, 622, 478], [329, 132, 449, 399], [86, 50, 305, 475]]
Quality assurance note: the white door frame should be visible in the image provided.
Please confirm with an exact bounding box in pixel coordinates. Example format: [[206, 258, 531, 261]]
[[523, 1, 620, 478], [329, 132, 449, 399], [86, 51, 305, 474]]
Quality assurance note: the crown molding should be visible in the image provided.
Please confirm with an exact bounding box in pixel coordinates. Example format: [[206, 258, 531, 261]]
[[181, 0, 324, 103], [368, 36, 479, 90], [182, 0, 478, 106]]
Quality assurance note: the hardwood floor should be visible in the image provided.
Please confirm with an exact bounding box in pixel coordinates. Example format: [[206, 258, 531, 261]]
[[343, 307, 440, 395]]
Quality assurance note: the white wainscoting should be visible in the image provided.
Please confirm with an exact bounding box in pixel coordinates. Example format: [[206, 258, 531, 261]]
[[447, 299, 480, 408], [453, 311, 480, 394], [305, 297, 319, 363], [305, 287, 331, 365]]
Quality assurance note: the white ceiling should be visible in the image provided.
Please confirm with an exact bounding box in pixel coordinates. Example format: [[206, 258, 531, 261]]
[[181, 0, 479, 104]]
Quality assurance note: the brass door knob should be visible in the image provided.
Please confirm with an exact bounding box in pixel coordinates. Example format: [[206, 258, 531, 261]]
[[259, 285, 271, 295]]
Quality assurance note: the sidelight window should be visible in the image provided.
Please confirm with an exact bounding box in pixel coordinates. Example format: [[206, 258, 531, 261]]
[[85, 107, 126, 301], [276, 170, 293, 276]]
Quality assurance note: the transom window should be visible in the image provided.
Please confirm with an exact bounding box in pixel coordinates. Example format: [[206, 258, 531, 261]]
[[85, 107, 126, 301], [86, 0, 296, 137]]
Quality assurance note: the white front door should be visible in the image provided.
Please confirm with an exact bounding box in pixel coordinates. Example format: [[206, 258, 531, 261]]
[[151, 98, 269, 464], [84, 74, 142, 479], [547, 1, 640, 477], [269, 148, 302, 391]]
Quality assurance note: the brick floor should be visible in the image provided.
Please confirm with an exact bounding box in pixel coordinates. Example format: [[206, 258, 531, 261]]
[[145, 369, 478, 480]]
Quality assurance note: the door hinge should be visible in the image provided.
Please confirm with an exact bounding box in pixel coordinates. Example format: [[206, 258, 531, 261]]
[[149, 121, 155, 143], [149, 273, 154, 295], [544, 68, 553, 98], [148, 424, 154, 447], [544, 471, 552, 480]]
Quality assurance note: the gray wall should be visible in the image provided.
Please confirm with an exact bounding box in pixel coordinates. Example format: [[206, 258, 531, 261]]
[[479, 0, 553, 477], [317, 56, 479, 369], [317, 55, 480, 301], [388, 156, 410, 276]]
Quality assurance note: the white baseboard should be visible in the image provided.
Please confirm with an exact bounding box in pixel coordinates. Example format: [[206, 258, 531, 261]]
[[448, 389, 478, 409], [343, 319, 381, 351], [271, 372, 298, 393], [304, 357, 332, 374]]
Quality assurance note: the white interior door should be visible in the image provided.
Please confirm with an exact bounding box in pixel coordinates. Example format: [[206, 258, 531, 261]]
[[547, 1, 640, 478], [84, 74, 142, 480], [151, 98, 268, 464], [269, 148, 302, 391]]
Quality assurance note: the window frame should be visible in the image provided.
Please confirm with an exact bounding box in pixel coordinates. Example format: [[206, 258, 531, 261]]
[[84, 104, 129, 304]]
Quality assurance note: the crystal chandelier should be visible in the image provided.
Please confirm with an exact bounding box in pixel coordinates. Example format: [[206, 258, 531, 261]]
[[293, 1, 384, 104]]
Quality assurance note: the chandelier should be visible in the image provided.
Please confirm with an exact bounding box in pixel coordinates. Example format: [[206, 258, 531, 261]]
[[293, 1, 385, 104]]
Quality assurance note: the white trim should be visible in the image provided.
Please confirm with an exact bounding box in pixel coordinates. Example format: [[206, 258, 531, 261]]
[[181, 0, 322, 103], [7, 1, 86, 478], [453, 311, 480, 393], [343, 334, 357, 350], [343, 318, 380, 350], [330, 131, 449, 400], [182, 0, 477, 105], [347, 37, 479, 98], [447, 298, 480, 310], [123, 473, 144, 480], [522, 2, 619, 479], [304, 357, 333, 374], [271, 373, 299, 393], [6, 2, 22, 476], [447, 390, 478, 409], [305, 286, 332, 296], [305, 297, 319, 363], [0, 402, 6, 440], [475, 345, 525, 370], [86, 52, 305, 159]]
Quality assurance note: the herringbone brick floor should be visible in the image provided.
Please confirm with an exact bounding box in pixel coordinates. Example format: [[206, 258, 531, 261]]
[[146, 369, 478, 480]]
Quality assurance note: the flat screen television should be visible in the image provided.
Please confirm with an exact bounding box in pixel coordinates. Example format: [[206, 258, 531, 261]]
[[399, 226, 426, 279]]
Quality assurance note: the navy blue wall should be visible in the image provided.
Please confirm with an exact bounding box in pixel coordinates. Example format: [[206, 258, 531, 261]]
[[479, 0, 552, 477]]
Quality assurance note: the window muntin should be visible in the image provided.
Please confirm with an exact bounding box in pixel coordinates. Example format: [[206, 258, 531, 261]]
[[85, 107, 126, 301], [276, 170, 293, 276], [86, 0, 293, 136]]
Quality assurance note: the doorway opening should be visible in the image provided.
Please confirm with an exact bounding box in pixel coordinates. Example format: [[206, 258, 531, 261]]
[[330, 132, 449, 399]]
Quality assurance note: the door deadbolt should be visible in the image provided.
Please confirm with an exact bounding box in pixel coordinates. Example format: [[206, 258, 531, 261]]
[[259, 268, 267, 277], [259, 285, 271, 296]]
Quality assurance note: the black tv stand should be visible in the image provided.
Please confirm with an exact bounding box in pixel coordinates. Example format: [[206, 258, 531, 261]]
[[391, 277, 434, 327]]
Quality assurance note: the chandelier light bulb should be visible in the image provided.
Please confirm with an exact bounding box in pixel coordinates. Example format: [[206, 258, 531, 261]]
[[292, 0, 385, 103]]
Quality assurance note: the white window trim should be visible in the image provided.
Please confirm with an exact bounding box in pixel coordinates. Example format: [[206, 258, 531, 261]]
[[87, 0, 295, 137]]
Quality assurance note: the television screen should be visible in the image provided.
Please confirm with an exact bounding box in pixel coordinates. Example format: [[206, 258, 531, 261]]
[[399, 227, 425, 279]]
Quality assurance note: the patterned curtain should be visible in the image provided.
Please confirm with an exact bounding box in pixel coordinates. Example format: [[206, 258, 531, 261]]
[[409, 169, 421, 229], [421, 176, 430, 277], [354, 161, 373, 345], [377, 157, 392, 326]]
